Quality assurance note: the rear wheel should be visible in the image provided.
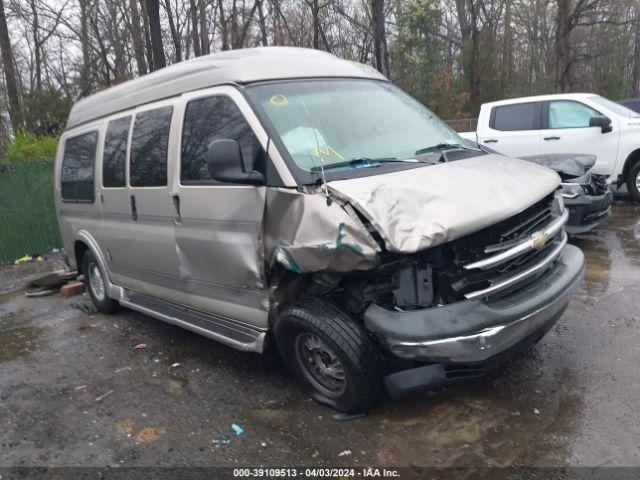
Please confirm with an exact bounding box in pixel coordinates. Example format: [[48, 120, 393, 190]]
[[82, 251, 118, 314], [626, 161, 640, 201], [274, 297, 383, 413]]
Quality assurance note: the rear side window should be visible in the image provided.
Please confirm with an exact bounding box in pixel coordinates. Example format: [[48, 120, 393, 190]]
[[61, 131, 98, 202], [130, 106, 173, 187], [103, 116, 131, 187], [181, 96, 257, 182], [491, 103, 538, 131]]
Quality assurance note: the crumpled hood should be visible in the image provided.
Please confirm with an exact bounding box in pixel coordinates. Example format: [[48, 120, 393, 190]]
[[328, 154, 560, 253], [519, 154, 596, 179]]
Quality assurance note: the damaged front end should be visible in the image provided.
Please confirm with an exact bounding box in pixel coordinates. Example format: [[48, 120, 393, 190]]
[[521, 154, 614, 234]]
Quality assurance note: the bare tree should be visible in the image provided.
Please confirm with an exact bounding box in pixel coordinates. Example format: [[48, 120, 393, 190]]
[[145, 0, 166, 70], [371, 0, 389, 77], [0, 0, 21, 129]]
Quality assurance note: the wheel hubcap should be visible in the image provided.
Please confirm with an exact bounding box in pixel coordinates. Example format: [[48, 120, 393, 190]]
[[294, 333, 346, 397], [89, 263, 105, 302], [635, 170, 640, 191]]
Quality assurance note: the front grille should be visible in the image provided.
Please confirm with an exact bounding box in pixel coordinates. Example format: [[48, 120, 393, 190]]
[[437, 193, 562, 301]]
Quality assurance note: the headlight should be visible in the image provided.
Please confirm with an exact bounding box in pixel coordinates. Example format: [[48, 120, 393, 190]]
[[560, 183, 583, 200], [554, 188, 566, 214]]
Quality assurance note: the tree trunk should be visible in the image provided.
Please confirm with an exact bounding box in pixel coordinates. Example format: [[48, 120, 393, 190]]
[[555, 0, 572, 92], [129, 0, 148, 74], [632, 8, 640, 97], [145, 0, 166, 70], [371, 0, 390, 77], [189, 0, 201, 56], [29, 0, 42, 96], [79, 0, 92, 95], [218, 0, 230, 50], [164, 0, 182, 62], [311, 0, 320, 49], [198, 0, 209, 54], [140, 0, 155, 70], [502, 0, 513, 90], [0, 0, 21, 130], [257, 0, 268, 46]]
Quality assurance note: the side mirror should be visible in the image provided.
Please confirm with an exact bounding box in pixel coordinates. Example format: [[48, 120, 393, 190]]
[[207, 139, 264, 185], [589, 115, 612, 133]]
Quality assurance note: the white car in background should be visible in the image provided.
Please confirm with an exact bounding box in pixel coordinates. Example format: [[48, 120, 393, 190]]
[[460, 93, 640, 200]]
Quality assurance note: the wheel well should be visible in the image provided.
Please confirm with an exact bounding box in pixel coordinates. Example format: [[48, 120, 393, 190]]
[[74, 241, 89, 275], [622, 149, 640, 184]]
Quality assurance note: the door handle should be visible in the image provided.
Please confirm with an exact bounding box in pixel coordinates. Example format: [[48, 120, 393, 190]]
[[171, 194, 181, 225], [484, 139, 498, 143], [130, 194, 138, 221], [544, 136, 561, 141]]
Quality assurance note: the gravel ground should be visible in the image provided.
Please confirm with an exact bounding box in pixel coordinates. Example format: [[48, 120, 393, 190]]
[[0, 200, 639, 477]]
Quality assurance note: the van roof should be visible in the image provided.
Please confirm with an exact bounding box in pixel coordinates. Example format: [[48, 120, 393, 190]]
[[66, 47, 386, 129]]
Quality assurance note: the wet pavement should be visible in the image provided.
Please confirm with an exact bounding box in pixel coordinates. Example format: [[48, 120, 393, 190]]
[[0, 200, 639, 470]]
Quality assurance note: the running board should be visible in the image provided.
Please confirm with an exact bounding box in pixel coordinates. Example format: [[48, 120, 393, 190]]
[[119, 291, 266, 353]]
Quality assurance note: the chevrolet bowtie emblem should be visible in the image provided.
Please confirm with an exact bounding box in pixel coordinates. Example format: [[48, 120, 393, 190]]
[[531, 231, 549, 250]]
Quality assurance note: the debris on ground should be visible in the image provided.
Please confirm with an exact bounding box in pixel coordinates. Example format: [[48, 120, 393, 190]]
[[332, 412, 366, 422], [94, 390, 114, 402], [211, 435, 231, 450], [71, 301, 98, 315], [25, 286, 56, 298], [338, 450, 352, 457], [135, 426, 166, 443], [24, 270, 77, 298], [231, 423, 244, 436], [171, 362, 180, 368], [533, 408, 541, 415], [60, 280, 85, 297], [74, 384, 87, 391], [114, 366, 133, 373], [133, 344, 147, 350]]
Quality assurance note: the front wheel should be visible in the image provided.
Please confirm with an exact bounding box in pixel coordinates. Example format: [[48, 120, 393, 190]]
[[274, 298, 383, 413], [626, 161, 640, 201], [82, 250, 118, 314]]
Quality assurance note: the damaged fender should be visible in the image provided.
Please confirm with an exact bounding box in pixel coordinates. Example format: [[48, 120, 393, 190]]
[[265, 188, 380, 273]]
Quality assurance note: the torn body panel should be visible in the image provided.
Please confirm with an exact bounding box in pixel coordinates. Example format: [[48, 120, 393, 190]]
[[328, 154, 561, 254], [264, 188, 381, 274]]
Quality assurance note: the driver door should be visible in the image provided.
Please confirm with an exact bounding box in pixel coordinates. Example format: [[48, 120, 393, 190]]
[[539, 100, 619, 176]]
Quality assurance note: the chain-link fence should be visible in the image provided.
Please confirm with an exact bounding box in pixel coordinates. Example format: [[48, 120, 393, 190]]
[[0, 161, 61, 263], [445, 118, 478, 133]]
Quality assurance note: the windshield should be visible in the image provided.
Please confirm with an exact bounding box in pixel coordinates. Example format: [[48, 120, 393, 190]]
[[589, 95, 640, 118], [246, 79, 466, 180]]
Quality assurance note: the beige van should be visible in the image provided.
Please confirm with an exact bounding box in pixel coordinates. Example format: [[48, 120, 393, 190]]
[[55, 47, 584, 412]]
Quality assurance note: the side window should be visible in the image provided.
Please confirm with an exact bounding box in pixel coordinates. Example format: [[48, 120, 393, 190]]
[[102, 116, 131, 188], [61, 131, 98, 202], [181, 96, 258, 183], [491, 103, 538, 131], [130, 106, 173, 187], [548, 101, 600, 129]]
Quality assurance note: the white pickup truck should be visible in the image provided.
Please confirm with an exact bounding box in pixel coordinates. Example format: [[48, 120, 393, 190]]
[[459, 93, 640, 200]]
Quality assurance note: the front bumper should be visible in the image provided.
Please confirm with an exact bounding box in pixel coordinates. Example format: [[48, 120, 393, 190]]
[[564, 189, 613, 234], [364, 244, 585, 365]]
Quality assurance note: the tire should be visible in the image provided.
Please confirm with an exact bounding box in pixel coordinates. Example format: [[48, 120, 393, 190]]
[[274, 297, 383, 413], [626, 161, 640, 201], [82, 250, 118, 314]]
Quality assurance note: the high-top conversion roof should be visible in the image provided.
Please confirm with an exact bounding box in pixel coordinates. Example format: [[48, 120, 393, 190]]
[[67, 47, 386, 129]]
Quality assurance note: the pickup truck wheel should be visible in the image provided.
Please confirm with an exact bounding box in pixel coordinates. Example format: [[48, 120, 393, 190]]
[[274, 298, 383, 413], [627, 162, 640, 201], [82, 251, 118, 314]]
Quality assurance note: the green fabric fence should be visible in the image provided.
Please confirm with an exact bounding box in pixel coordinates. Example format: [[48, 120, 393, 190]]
[[0, 160, 62, 263]]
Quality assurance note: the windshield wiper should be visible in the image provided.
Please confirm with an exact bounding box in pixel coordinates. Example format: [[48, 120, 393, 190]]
[[310, 157, 428, 172], [414, 143, 480, 155]]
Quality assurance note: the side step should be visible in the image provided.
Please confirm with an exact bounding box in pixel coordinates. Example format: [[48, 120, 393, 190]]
[[119, 291, 267, 353]]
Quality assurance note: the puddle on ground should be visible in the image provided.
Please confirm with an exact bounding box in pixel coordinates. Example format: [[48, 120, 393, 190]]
[[570, 201, 640, 302], [0, 325, 46, 362], [166, 376, 188, 394]]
